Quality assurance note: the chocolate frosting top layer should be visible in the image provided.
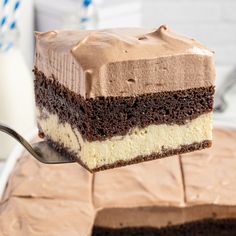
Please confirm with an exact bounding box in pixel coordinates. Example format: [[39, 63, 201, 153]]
[[35, 25, 215, 98]]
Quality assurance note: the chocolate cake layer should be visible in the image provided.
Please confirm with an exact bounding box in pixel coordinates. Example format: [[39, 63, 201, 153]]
[[93, 219, 236, 236], [47, 137, 211, 172], [34, 69, 214, 142]]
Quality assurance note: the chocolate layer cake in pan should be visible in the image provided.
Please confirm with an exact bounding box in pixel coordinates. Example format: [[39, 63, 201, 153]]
[[34, 25, 215, 172], [0, 128, 235, 235]]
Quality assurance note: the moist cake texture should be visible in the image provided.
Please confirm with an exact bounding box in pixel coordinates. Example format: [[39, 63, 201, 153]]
[[34, 25, 215, 171], [0, 128, 236, 236]]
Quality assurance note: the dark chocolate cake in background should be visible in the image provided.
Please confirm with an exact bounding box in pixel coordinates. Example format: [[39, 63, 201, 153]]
[[34, 25, 215, 172], [0, 128, 236, 236]]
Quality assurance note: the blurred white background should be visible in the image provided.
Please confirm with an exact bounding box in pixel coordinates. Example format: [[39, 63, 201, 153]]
[[33, 0, 236, 66]]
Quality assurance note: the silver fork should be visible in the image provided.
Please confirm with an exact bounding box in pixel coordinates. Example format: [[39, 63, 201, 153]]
[[0, 123, 75, 164]]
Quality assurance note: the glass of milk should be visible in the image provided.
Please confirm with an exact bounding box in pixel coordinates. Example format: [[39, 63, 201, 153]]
[[0, 28, 36, 159]]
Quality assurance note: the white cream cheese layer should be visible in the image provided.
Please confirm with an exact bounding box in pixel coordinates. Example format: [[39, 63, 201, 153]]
[[37, 108, 212, 170]]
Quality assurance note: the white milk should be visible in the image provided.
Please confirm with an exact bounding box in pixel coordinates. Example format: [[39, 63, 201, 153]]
[[0, 47, 36, 159]]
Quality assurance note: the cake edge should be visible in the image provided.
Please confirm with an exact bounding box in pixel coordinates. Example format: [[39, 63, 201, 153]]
[[46, 138, 211, 172]]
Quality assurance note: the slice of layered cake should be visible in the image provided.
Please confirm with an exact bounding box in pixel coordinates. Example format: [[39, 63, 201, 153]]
[[34, 25, 215, 172]]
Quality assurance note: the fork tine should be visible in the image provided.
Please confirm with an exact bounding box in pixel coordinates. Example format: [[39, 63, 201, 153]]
[[32, 142, 76, 164]]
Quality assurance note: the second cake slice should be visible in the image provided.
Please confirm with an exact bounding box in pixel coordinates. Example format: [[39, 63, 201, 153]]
[[34, 25, 215, 172]]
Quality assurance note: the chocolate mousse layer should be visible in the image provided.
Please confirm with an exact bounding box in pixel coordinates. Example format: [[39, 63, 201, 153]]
[[34, 26, 215, 99]]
